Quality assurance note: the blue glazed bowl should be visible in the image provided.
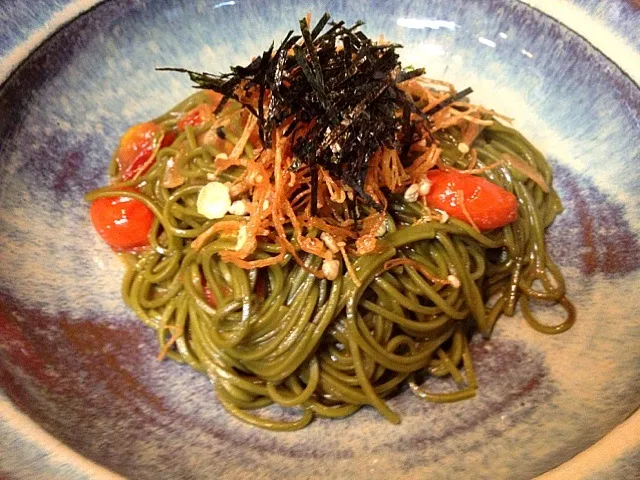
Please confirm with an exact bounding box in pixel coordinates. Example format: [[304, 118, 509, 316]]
[[1, 1, 639, 478]]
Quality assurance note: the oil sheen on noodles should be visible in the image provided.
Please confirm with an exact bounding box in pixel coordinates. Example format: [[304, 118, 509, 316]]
[[86, 91, 574, 431]]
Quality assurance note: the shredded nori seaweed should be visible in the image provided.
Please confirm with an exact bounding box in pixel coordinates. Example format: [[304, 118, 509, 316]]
[[158, 14, 471, 214]]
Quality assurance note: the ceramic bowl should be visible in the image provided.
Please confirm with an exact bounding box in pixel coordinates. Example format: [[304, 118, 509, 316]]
[[1, 0, 639, 478]]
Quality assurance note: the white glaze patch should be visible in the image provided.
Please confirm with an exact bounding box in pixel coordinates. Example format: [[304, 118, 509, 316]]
[[0, 184, 130, 319]]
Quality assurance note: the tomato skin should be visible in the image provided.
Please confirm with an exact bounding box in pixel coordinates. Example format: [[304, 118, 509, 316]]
[[177, 104, 215, 131], [90, 192, 154, 250], [117, 122, 161, 181], [161, 130, 177, 148], [426, 169, 518, 231], [177, 90, 225, 131]]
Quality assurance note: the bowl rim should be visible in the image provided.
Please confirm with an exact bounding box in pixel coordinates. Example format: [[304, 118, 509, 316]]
[[0, 0, 638, 478]]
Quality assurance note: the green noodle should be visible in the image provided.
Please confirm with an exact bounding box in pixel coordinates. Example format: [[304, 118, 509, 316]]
[[86, 91, 574, 430]]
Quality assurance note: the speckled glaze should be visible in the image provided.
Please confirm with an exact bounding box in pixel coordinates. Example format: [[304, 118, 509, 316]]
[[1, 1, 639, 479]]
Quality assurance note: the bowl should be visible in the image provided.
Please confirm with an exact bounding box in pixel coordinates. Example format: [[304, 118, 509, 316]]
[[1, 0, 639, 478]]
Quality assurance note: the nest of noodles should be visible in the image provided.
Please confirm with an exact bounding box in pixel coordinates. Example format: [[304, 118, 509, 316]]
[[85, 15, 574, 430]]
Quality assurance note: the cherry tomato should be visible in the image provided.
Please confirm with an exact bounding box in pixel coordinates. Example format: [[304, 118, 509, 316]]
[[162, 130, 177, 148], [90, 191, 154, 250], [117, 122, 163, 180], [177, 90, 226, 131], [177, 104, 215, 131], [426, 169, 518, 231]]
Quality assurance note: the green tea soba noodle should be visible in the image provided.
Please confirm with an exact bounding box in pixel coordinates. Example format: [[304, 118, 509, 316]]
[[87, 15, 574, 430]]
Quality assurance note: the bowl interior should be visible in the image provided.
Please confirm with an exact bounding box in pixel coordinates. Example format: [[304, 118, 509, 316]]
[[1, 0, 639, 479]]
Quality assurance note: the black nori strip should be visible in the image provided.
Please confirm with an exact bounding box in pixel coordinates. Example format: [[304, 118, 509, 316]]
[[214, 96, 229, 115], [159, 15, 472, 215], [256, 43, 275, 143], [400, 101, 412, 163], [310, 162, 319, 215], [423, 87, 474, 117], [310, 12, 332, 39], [299, 18, 326, 99]]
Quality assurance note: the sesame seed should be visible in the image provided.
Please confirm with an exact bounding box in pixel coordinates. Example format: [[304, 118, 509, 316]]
[[436, 209, 449, 223], [447, 274, 461, 288], [404, 183, 420, 203], [322, 259, 340, 280], [236, 225, 248, 251], [228, 199, 249, 216], [418, 179, 432, 196], [320, 232, 339, 253]]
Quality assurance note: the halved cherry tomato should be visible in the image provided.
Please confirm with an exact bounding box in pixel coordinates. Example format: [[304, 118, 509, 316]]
[[117, 122, 160, 180], [426, 169, 518, 231], [177, 91, 224, 131], [162, 130, 177, 148], [90, 190, 154, 250], [177, 104, 215, 131], [117, 122, 175, 181]]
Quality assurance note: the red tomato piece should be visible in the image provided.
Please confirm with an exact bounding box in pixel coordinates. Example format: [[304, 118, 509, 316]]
[[117, 122, 161, 181], [161, 130, 177, 148], [426, 169, 518, 231], [90, 191, 154, 250], [203, 285, 218, 308], [177, 104, 215, 131]]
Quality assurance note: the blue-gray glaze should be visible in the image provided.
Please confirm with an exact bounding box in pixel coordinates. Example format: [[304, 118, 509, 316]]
[[0, 0, 639, 479]]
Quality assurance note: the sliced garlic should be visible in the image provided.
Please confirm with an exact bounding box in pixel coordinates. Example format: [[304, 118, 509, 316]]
[[197, 182, 231, 219]]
